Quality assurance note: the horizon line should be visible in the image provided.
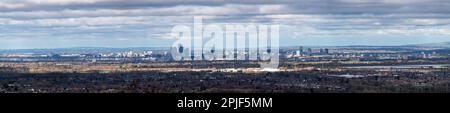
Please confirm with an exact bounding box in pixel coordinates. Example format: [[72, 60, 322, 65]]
[[0, 42, 449, 50]]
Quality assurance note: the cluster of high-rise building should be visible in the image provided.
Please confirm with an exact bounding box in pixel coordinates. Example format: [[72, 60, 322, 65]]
[[285, 46, 449, 62], [0, 46, 448, 63], [294, 46, 330, 56]]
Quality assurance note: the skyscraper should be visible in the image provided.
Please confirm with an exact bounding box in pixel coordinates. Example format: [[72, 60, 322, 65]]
[[299, 46, 304, 53], [324, 48, 329, 54]]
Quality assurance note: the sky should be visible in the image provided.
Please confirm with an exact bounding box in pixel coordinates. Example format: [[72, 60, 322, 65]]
[[1, 0, 450, 49]]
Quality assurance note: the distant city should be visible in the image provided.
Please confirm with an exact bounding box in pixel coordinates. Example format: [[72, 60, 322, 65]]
[[0, 42, 449, 93], [0, 42, 448, 63]]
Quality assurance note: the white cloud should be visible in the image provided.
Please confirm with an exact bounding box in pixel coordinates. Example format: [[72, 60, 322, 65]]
[[27, 0, 113, 4], [1, 0, 450, 48], [0, 4, 287, 19], [0, 2, 26, 8]]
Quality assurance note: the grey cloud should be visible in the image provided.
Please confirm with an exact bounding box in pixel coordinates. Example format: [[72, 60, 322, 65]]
[[1, 0, 450, 49]]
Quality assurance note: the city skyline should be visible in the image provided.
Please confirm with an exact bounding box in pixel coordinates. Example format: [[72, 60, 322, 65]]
[[1, 0, 450, 49]]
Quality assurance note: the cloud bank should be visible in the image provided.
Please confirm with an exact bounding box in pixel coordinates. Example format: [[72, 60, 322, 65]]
[[1, 0, 450, 49]]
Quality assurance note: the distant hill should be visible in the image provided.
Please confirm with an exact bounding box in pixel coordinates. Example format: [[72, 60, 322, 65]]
[[0, 47, 170, 54], [283, 42, 450, 49], [406, 42, 450, 48]]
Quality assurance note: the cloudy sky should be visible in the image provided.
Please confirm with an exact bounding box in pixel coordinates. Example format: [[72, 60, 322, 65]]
[[1, 0, 450, 49]]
